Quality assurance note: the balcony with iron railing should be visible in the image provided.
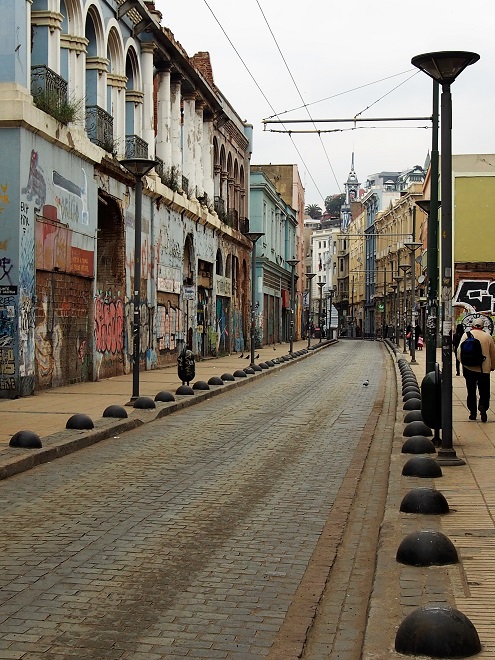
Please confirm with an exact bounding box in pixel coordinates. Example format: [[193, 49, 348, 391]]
[[31, 65, 71, 123], [125, 134, 148, 159], [239, 217, 249, 235], [85, 105, 114, 153]]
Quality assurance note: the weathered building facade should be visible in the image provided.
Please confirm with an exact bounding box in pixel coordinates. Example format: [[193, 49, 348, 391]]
[[0, 0, 252, 397]]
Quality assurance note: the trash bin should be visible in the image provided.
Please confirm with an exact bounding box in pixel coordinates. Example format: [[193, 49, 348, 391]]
[[421, 363, 441, 430], [178, 348, 195, 385]]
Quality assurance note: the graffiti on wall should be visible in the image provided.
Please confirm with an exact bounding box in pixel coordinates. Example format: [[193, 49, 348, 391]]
[[22, 150, 46, 208], [35, 294, 63, 388], [19, 193, 36, 385], [454, 279, 495, 314], [94, 293, 125, 355], [156, 304, 180, 352]]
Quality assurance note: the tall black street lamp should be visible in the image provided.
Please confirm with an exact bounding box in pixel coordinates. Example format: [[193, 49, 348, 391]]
[[405, 240, 422, 364], [306, 273, 316, 348], [412, 50, 479, 465], [120, 157, 157, 403], [317, 282, 325, 342], [388, 283, 397, 341], [398, 263, 411, 352], [416, 80, 440, 376], [243, 231, 264, 367], [287, 259, 299, 354], [393, 275, 402, 347]]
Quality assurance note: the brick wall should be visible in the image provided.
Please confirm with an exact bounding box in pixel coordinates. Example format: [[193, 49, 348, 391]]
[[35, 271, 92, 391]]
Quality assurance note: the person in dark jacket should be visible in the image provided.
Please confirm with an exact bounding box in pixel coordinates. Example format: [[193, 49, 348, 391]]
[[452, 323, 465, 376]]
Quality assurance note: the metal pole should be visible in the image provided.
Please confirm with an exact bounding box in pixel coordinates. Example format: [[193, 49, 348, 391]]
[[250, 241, 257, 366], [307, 274, 316, 348], [287, 259, 299, 354], [403, 268, 408, 352], [351, 275, 355, 338], [131, 176, 142, 401], [426, 81, 440, 375], [383, 267, 386, 338], [395, 279, 401, 347], [318, 282, 324, 342], [437, 82, 462, 464]]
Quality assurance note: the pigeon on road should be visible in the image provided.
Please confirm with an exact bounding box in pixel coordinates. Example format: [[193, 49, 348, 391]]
[[363, 379, 369, 387]]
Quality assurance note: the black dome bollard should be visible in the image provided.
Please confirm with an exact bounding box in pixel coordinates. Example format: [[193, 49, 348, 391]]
[[404, 420, 432, 437], [403, 391, 421, 403], [265, 361, 275, 367], [233, 369, 247, 378], [404, 410, 423, 423], [155, 390, 175, 402], [208, 376, 224, 386], [66, 413, 94, 430], [396, 530, 458, 566], [402, 376, 418, 386], [102, 405, 128, 418], [403, 398, 421, 411], [400, 487, 449, 515], [221, 373, 235, 381], [252, 364, 263, 371], [175, 385, 194, 395], [403, 382, 420, 393], [402, 456, 443, 478], [258, 362, 269, 370], [9, 430, 42, 449], [244, 367, 255, 375], [395, 605, 481, 657], [133, 396, 156, 409], [193, 380, 210, 390], [402, 435, 436, 454]]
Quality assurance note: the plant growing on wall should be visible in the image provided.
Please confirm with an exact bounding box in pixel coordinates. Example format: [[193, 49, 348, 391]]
[[33, 91, 84, 125]]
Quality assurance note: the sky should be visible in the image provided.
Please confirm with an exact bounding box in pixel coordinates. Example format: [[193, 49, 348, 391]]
[[154, 0, 495, 207]]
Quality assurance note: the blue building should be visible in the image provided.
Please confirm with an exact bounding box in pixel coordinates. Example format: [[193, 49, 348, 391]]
[[249, 169, 298, 345]]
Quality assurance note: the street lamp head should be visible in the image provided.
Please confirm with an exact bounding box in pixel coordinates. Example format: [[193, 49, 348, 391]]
[[286, 258, 299, 268], [411, 51, 479, 86], [393, 275, 403, 283], [398, 263, 411, 273], [306, 273, 316, 281], [415, 199, 441, 215], [317, 282, 325, 289], [243, 231, 264, 244], [119, 157, 158, 179], [404, 241, 422, 252]]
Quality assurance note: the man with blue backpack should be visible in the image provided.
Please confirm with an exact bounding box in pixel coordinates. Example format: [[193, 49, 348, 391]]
[[457, 317, 495, 422]]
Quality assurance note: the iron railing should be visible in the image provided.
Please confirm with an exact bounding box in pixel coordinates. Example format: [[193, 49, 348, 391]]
[[31, 65, 68, 120], [125, 134, 148, 159], [85, 105, 114, 152]]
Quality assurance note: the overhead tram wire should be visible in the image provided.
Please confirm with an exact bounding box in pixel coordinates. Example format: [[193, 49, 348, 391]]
[[255, 0, 340, 193], [264, 68, 417, 120], [202, 0, 327, 204]]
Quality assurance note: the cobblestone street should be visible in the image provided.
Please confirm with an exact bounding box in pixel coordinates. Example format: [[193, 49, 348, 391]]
[[0, 341, 394, 659]]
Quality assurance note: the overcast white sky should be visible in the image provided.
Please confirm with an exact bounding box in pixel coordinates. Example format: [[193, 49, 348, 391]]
[[155, 0, 495, 207]]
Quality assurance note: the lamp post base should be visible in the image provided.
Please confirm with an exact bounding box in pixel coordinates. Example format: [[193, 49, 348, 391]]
[[436, 448, 466, 466], [125, 396, 139, 407]]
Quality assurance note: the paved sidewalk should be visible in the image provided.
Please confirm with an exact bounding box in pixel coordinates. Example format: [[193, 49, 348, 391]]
[[0, 340, 325, 479], [364, 340, 495, 658]]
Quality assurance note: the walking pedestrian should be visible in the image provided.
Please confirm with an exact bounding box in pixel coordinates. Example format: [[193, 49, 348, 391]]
[[414, 322, 423, 350], [452, 323, 464, 376], [457, 317, 495, 422]]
